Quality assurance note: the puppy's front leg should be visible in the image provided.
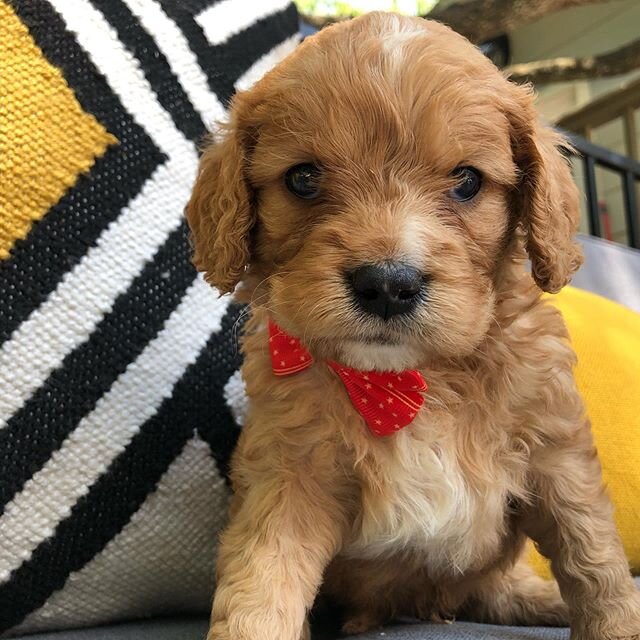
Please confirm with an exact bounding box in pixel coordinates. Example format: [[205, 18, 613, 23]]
[[208, 467, 346, 640], [523, 423, 640, 640]]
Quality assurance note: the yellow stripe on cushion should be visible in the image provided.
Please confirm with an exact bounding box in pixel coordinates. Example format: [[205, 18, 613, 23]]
[[529, 285, 640, 579], [0, 1, 117, 259]]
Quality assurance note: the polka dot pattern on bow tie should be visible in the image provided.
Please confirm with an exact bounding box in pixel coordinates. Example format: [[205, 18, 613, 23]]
[[268, 321, 428, 437]]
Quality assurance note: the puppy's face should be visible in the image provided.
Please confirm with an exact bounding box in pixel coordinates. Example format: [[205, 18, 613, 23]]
[[187, 13, 582, 371]]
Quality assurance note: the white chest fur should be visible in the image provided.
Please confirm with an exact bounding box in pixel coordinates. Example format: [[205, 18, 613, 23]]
[[345, 429, 508, 576]]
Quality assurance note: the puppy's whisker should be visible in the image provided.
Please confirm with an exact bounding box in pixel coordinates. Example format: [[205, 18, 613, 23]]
[[247, 273, 290, 308], [250, 275, 309, 311], [231, 305, 255, 346], [231, 291, 301, 350], [300, 300, 329, 345]]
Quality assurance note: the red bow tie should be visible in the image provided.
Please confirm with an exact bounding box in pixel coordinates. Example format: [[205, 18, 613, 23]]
[[268, 321, 427, 437]]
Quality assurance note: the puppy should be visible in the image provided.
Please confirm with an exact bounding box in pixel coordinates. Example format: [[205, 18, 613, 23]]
[[186, 12, 640, 640]]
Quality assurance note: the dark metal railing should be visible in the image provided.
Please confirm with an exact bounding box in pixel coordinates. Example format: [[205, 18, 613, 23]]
[[564, 132, 640, 249]]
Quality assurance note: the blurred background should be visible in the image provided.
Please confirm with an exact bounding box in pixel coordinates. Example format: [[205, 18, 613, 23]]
[[295, 0, 640, 249]]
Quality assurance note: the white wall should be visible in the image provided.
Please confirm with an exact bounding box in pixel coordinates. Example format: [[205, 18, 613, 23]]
[[509, 0, 640, 123]]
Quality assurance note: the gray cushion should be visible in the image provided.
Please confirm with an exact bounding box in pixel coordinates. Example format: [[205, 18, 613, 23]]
[[6, 618, 209, 640], [354, 621, 569, 639], [13, 617, 571, 640], [574, 234, 640, 312]]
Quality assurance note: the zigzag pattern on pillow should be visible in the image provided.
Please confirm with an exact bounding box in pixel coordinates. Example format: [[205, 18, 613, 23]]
[[0, 0, 297, 634]]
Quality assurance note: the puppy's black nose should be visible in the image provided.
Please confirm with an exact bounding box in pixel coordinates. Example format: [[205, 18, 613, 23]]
[[350, 262, 424, 320]]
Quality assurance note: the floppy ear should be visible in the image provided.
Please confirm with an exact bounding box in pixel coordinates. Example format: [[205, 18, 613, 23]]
[[185, 104, 256, 294], [508, 86, 583, 293]]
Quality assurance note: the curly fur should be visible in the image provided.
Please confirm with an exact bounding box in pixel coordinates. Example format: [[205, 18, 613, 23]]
[[186, 13, 640, 640]]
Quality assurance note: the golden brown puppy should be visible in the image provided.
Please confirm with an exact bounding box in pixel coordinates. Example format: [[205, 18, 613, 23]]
[[186, 12, 640, 640]]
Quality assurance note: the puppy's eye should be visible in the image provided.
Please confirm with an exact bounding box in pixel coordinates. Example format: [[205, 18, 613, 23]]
[[285, 163, 321, 199], [449, 166, 482, 202]]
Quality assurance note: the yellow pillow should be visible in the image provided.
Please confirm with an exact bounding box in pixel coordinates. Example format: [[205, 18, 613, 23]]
[[529, 286, 640, 578]]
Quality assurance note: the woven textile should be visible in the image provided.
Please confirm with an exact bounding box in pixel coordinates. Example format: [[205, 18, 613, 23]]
[[0, 0, 298, 635]]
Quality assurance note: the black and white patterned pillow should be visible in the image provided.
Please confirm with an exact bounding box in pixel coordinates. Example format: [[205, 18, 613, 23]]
[[0, 0, 298, 635]]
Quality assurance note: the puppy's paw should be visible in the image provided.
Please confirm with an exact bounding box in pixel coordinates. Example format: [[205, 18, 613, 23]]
[[572, 606, 640, 640], [573, 626, 640, 640], [206, 620, 231, 640], [341, 610, 384, 635], [570, 631, 640, 640], [207, 618, 309, 640], [428, 610, 456, 624]]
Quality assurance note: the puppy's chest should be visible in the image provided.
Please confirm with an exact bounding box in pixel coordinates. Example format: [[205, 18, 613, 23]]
[[345, 430, 512, 575]]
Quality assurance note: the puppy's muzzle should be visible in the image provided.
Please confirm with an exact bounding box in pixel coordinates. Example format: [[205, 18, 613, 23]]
[[349, 262, 425, 320]]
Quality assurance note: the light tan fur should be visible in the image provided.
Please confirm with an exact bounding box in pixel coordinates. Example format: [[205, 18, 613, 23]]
[[186, 13, 640, 640]]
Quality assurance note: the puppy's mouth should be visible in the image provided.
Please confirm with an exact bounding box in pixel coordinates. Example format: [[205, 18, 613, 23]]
[[346, 309, 422, 343], [357, 334, 403, 346]]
